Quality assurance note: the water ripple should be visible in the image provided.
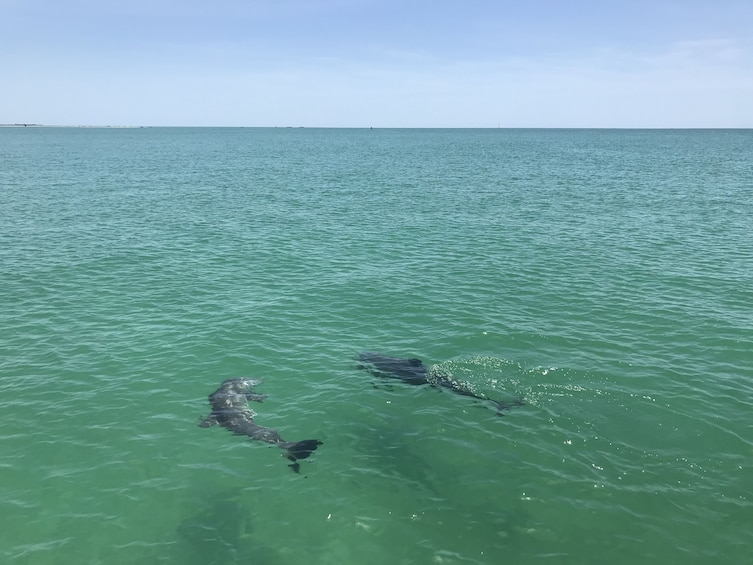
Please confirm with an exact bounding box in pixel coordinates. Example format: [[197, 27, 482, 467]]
[[1, 128, 752, 564]]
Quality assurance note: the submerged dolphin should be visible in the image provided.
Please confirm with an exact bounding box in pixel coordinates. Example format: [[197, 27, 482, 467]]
[[199, 377, 322, 473], [357, 352, 524, 414]]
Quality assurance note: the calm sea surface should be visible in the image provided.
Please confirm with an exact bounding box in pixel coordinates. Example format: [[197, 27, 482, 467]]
[[1, 127, 752, 564]]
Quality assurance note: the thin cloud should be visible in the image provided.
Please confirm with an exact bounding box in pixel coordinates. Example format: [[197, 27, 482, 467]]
[[2, 1, 751, 126]]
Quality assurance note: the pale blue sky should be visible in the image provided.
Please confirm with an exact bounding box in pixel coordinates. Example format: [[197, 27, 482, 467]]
[[2, 0, 752, 127]]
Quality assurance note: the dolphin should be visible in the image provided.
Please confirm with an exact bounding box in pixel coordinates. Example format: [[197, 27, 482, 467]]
[[357, 352, 524, 414], [199, 377, 322, 473]]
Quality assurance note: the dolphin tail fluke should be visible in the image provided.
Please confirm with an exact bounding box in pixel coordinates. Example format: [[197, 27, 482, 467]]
[[280, 439, 323, 472]]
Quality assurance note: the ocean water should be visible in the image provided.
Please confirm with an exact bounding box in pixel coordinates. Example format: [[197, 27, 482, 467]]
[[1, 127, 751, 564]]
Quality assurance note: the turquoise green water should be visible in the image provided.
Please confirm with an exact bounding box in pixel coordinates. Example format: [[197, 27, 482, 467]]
[[1, 127, 752, 564]]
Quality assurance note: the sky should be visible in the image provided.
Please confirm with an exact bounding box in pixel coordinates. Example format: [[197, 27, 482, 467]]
[[2, 0, 752, 127]]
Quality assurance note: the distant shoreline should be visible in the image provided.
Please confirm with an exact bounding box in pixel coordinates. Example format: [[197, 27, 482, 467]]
[[0, 124, 145, 128]]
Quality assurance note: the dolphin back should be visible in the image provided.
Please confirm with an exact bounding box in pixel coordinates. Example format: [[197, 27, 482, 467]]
[[357, 351, 429, 384]]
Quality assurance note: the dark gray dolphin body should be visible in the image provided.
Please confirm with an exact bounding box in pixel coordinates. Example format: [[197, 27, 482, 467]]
[[200, 377, 322, 473], [357, 352, 524, 414]]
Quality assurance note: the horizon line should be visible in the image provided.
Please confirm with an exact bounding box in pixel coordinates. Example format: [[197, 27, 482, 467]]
[[2, 124, 752, 130]]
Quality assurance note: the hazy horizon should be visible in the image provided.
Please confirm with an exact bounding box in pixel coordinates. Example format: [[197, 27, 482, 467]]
[[3, 125, 753, 130]]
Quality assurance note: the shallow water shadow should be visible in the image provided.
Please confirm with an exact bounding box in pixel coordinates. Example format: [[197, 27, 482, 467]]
[[348, 420, 443, 497], [174, 489, 283, 565]]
